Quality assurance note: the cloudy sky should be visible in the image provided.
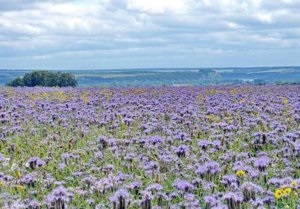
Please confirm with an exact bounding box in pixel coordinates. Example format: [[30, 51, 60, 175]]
[[0, 0, 300, 70]]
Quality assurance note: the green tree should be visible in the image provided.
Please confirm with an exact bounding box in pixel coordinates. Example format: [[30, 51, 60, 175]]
[[6, 77, 24, 87], [58, 73, 78, 87], [7, 71, 77, 87]]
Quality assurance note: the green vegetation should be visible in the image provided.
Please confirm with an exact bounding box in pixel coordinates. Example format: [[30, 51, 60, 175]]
[[6, 71, 77, 87]]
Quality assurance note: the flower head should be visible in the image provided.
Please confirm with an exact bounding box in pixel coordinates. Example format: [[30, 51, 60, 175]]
[[109, 188, 130, 209], [27, 157, 45, 170], [236, 170, 246, 178], [274, 189, 283, 199], [173, 179, 194, 192], [46, 186, 73, 207]]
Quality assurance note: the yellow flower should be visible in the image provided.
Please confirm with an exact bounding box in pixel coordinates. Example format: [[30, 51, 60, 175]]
[[16, 171, 22, 178], [0, 181, 5, 187], [236, 170, 246, 178], [16, 185, 25, 192], [292, 191, 298, 197], [274, 188, 283, 199], [290, 181, 297, 187], [282, 187, 292, 196]]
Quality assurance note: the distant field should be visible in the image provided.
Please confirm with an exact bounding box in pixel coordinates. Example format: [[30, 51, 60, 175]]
[[75, 72, 159, 79], [1, 67, 300, 87], [0, 86, 299, 208]]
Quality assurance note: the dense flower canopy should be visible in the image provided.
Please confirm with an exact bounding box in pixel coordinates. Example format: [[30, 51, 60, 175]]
[[0, 86, 299, 208]]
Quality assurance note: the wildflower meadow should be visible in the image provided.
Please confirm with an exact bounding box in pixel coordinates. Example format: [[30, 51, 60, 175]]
[[0, 86, 299, 209]]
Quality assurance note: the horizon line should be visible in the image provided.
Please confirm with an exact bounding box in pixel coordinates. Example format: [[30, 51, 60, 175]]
[[0, 65, 300, 71]]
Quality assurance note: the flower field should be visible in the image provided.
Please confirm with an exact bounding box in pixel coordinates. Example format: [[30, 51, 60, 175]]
[[0, 86, 299, 209]]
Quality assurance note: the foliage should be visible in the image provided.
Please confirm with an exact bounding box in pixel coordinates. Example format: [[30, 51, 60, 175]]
[[6, 71, 77, 87], [6, 77, 24, 87]]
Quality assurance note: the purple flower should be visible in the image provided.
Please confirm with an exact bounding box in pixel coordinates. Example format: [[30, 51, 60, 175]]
[[140, 190, 153, 209], [127, 180, 141, 194], [144, 161, 160, 175], [0, 153, 6, 163], [175, 145, 189, 158], [196, 161, 221, 179], [98, 136, 108, 150], [204, 195, 218, 207], [145, 183, 163, 193], [46, 186, 73, 208], [147, 136, 164, 145], [241, 182, 263, 201], [95, 151, 103, 159], [224, 192, 243, 209], [182, 193, 201, 208], [253, 156, 271, 171], [18, 173, 38, 187], [27, 157, 45, 170], [221, 175, 238, 188], [173, 179, 194, 192], [27, 199, 40, 209], [198, 140, 211, 150], [94, 177, 114, 193], [109, 188, 130, 209]]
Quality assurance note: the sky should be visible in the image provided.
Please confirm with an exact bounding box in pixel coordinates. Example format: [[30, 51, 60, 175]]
[[0, 0, 300, 70]]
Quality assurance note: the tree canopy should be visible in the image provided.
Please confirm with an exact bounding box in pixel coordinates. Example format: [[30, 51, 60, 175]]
[[6, 71, 77, 87]]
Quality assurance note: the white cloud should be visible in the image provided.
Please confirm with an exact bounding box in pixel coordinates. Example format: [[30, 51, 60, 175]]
[[255, 12, 273, 23], [226, 22, 245, 29], [126, 0, 189, 14], [0, 0, 300, 69]]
